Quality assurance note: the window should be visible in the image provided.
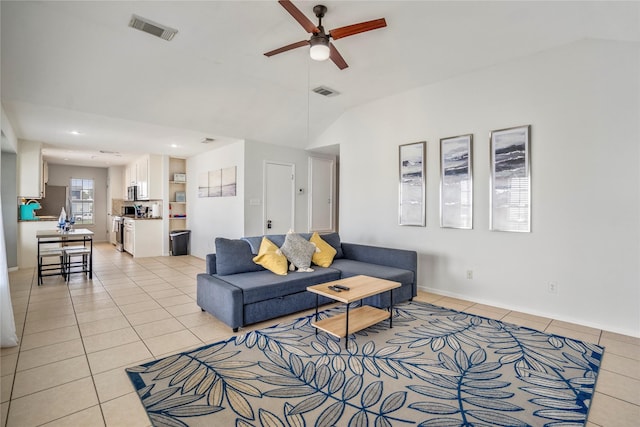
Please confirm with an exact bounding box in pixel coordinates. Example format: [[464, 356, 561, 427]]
[[70, 178, 94, 225]]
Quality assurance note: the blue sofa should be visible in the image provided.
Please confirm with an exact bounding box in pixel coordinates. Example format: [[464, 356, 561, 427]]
[[196, 233, 417, 332]]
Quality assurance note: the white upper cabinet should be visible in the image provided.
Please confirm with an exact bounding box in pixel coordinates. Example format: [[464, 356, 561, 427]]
[[18, 140, 44, 198], [123, 154, 163, 200]]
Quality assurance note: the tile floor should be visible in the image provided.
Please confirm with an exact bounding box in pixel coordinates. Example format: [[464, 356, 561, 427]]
[[1, 242, 639, 426]]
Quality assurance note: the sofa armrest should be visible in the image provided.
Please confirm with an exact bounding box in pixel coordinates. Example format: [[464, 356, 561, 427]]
[[341, 242, 417, 279], [197, 273, 243, 331], [205, 253, 217, 275]]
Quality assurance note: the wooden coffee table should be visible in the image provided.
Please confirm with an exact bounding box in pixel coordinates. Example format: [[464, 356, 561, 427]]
[[307, 275, 401, 349]]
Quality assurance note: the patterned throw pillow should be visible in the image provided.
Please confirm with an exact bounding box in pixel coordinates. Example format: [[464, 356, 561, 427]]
[[252, 237, 288, 275], [310, 232, 337, 267], [280, 233, 316, 272]]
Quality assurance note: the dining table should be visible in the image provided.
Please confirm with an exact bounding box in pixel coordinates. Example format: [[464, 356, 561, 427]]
[[36, 228, 94, 283]]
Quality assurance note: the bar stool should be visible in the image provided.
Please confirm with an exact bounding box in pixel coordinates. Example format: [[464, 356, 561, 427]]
[[38, 247, 65, 285], [63, 246, 92, 282]]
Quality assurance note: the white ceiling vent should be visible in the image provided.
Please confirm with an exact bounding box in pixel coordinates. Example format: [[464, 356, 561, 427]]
[[312, 86, 340, 97], [201, 138, 215, 144], [128, 14, 178, 41]]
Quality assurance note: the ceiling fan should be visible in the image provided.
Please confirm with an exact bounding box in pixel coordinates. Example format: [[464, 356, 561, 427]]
[[264, 0, 387, 70]]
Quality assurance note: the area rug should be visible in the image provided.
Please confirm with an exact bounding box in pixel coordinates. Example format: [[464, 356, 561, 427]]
[[126, 301, 604, 427]]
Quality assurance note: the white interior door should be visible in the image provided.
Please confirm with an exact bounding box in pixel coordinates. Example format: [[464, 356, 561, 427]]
[[264, 162, 295, 234], [309, 156, 335, 232]]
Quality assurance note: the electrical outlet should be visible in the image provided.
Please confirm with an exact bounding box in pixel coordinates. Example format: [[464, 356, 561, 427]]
[[548, 282, 558, 294], [466, 270, 473, 280]]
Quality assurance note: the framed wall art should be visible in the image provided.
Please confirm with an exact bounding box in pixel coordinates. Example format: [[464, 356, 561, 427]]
[[399, 141, 426, 226], [440, 134, 473, 229], [490, 125, 531, 232]]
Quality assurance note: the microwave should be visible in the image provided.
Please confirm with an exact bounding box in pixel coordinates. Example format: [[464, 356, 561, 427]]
[[127, 185, 138, 201], [122, 206, 137, 216]]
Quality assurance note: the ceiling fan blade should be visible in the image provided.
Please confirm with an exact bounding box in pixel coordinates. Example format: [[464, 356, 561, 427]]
[[329, 18, 387, 40], [278, 0, 319, 34], [329, 43, 348, 70], [264, 40, 309, 57]]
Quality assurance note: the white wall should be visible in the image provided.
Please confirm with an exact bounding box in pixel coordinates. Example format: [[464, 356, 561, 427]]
[[187, 141, 245, 258], [243, 140, 312, 236], [314, 39, 640, 337]]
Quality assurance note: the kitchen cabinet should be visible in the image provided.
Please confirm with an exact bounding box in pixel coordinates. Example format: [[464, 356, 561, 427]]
[[123, 154, 162, 200], [123, 218, 163, 257], [18, 220, 58, 268], [18, 140, 44, 198]]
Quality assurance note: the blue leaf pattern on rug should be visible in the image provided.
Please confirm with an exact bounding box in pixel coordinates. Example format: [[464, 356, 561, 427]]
[[126, 301, 603, 427]]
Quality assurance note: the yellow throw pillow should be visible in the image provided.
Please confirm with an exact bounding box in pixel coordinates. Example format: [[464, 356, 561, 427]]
[[310, 232, 337, 267], [253, 237, 288, 275]]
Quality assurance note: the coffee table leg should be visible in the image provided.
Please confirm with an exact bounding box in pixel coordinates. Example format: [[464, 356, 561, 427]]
[[314, 294, 319, 335], [389, 289, 394, 329], [345, 303, 350, 350]]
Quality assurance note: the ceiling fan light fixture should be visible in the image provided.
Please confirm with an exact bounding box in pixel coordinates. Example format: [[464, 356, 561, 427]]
[[309, 36, 330, 61]]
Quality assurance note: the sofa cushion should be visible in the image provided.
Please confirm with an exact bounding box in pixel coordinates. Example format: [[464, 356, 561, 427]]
[[280, 233, 316, 271], [319, 232, 344, 259], [243, 233, 313, 254], [310, 232, 337, 267], [330, 259, 414, 285], [216, 268, 341, 304], [215, 238, 265, 276], [252, 237, 288, 275]]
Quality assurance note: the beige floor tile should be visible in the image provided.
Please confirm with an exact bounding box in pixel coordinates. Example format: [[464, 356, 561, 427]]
[[1, 374, 13, 403], [40, 405, 105, 427], [93, 367, 137, 403], [462, 306, 507, 321], [0, 346, 20, 357], [1, 352, 19, 377], [26, 305, 75, 322], [79, 316, 131, 337], [12, 355, 91, 398], [501, 313, 551, 332], [143, 329, 202, 357], [1, 401, 8, 427], [595, 369, 640, 405], [155, 294, 193, 307], [146, 288, 183, 299], [589, 392, 640, 427], [601, 352, 640, 380], [17, 339, 85, 372], [189, 322, 233, 343], [125, 308, 173, 326], [7, 377, 98, 427], [136, 282, 175, 292], [101, 391, 150, 427], [76, 307, 123, 325], [83, 327, 141, 354], [23, 314, 77, 335], [87, 341, 153, 374], [110, 293, 155, 306], [20, 325, 80, 351], [73, 299, 118, 314], [599, 336, 640, 361], [545, 325, 600, 345], [134, 318, 186, 339], [118, 300, 162, 315], [601, 330, 640, 347], [176, 311, 218, 328], [165, 302, 202, 317], [549, 319, 602, 337]]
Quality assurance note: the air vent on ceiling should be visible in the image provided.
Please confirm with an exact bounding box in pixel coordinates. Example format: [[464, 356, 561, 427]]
[[128, 14, 178, 41], [201, 138, 215, 144], [312, 86, 340, 97]]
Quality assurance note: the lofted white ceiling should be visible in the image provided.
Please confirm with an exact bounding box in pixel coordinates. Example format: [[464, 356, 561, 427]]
[[2, 1, 638, 167]]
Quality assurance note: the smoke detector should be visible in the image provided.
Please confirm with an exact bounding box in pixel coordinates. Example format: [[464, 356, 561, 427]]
[[128, 14, 178, 41]]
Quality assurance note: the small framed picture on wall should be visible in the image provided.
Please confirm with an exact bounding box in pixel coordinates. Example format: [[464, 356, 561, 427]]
[[399, 141, 426, 226], [440, 134, 473, 229]]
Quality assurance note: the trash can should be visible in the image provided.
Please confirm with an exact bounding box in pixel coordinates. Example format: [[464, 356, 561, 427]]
[[170, 230, 190, 256]]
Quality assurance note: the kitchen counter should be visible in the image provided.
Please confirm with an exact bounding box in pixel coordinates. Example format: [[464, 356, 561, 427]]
[[19, 216, 59, 222], [122, 216, 162, 220]]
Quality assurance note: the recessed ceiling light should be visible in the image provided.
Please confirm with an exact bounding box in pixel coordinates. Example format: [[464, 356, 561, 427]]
[[69, 130, 82, 135], [170, 144, 178, 148]]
